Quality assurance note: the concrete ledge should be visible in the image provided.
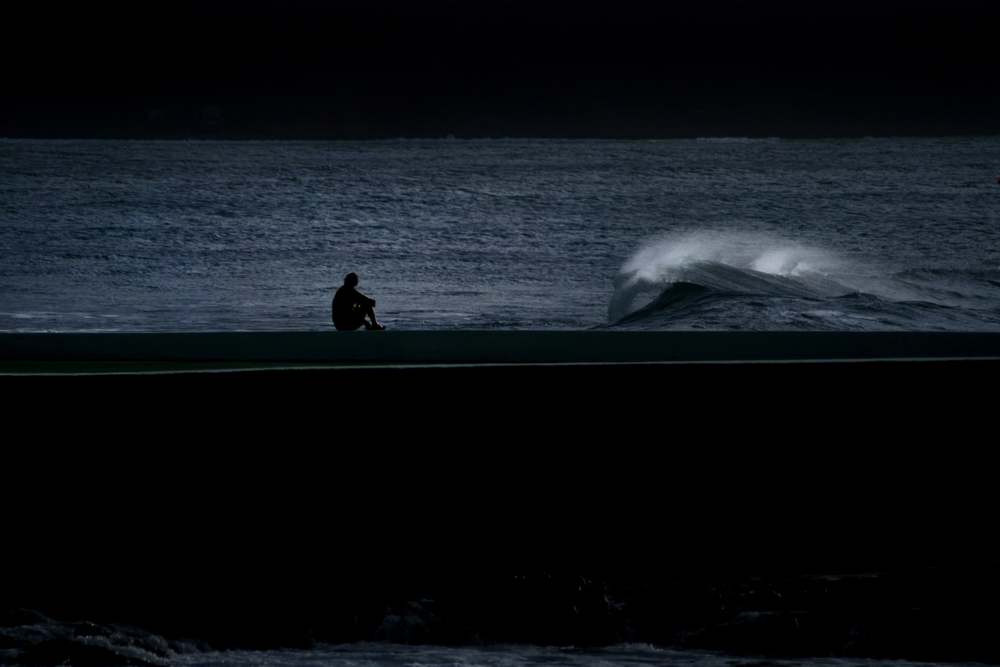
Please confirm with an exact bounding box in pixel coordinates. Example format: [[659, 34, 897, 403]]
[[2, 330, 999, 364]]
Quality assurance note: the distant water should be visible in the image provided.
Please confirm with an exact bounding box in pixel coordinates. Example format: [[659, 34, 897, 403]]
[[2, 137, 999, 332]]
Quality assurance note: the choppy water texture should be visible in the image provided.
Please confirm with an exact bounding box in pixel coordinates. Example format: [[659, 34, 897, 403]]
[[2, 137, 999, 332]]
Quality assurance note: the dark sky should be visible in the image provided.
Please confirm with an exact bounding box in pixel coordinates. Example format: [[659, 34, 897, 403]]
[[3, 0, 997, 138]]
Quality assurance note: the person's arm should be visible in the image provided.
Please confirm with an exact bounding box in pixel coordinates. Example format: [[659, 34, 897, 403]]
[[357, 290, 376, 308]]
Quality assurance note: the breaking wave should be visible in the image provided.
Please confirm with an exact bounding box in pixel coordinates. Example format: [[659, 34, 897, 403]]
[[609, 232, 851, 323]]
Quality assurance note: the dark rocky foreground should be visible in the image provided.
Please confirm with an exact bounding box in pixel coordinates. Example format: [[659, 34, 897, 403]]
[[0, 611, 177, 667], [309, 564, 1000, 664], [4, 562, 999, 665], [4, 359, 997, 665]]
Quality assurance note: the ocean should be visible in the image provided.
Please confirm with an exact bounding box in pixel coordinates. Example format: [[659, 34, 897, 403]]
[[2, 136, 999, 334]]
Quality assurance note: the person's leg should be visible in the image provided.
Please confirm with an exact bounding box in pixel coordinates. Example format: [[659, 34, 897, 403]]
[[362, 304, 384, 330], [334, 312, 366, 331]]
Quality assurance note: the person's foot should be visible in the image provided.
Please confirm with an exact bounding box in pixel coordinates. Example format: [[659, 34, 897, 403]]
[[370, 324, 386, 330]]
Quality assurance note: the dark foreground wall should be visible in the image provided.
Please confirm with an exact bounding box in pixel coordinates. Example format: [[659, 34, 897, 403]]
[[4, 353, 997, 662]]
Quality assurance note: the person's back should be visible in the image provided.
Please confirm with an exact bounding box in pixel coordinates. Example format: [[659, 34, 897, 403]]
[[332, 272, 385, 331]]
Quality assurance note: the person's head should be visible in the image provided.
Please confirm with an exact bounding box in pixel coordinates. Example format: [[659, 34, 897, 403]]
[[344, 272, 359, 287]]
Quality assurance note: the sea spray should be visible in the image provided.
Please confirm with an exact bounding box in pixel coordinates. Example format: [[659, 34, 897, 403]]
[[609, 232, 848, 323]]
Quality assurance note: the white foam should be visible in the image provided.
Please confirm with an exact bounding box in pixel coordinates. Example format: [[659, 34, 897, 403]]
[[610, 231, 850, 321], [622, 232, 851, 283]]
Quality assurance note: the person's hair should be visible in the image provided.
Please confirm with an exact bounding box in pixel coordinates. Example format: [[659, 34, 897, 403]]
[[344, 272, 359, 287]]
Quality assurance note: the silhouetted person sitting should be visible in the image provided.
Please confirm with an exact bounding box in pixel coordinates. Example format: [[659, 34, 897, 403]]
[[332, 272, 386, 330]]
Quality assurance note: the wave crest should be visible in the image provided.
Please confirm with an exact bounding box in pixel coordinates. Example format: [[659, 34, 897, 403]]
[[609, 232, 848, 323]]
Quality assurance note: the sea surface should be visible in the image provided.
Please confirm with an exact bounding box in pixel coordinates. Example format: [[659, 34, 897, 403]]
[[2, 136, 999, 333]]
